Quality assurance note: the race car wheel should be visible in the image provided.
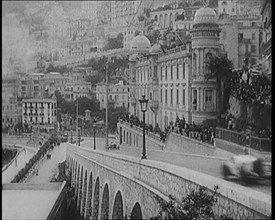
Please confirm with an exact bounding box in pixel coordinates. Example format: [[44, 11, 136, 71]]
[[222, 164, 230, 180]]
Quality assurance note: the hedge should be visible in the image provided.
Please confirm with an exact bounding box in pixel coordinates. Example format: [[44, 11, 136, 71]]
[[11, 134, 58, 183]]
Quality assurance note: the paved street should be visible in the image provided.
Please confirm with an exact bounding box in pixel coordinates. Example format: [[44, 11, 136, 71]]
[[28, 143, 67, 183], [80, 137, 271, 195]]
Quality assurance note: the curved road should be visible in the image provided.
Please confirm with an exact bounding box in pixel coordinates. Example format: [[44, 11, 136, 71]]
[[80, 137, 271, 195]]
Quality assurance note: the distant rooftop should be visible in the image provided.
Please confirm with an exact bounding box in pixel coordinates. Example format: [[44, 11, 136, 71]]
[[2, 182, 66, 220]]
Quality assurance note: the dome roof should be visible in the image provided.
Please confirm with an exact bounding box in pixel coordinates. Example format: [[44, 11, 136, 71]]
[[193, 7, 217, 25], [130, 33, 151, 54], [149, 43, 162, 55]]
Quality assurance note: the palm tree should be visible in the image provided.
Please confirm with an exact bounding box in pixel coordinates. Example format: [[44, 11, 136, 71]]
[[205, 54, 233, 125]]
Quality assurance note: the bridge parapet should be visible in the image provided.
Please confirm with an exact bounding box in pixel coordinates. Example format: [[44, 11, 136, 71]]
[[67, 143, 271, 219]]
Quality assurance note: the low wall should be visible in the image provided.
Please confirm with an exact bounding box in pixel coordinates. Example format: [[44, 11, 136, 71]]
[[166, 132, 215, 155], [215, 138, 272, 162], [67, 144, 271, 219], [119, 123, 163, 150]]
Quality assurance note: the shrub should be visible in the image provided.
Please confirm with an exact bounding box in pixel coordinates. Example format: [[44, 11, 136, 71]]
[[151, 185, 234, 220]]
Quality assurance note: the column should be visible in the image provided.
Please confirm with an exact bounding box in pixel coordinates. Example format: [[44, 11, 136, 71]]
[[196, 50, 199, 75], [200, 88, 204, 111], [200, 48, 204, 75]]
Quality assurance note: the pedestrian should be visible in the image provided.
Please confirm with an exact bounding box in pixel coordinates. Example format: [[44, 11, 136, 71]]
[[210, 131, 215, 144], [36, 169, 38, 176]]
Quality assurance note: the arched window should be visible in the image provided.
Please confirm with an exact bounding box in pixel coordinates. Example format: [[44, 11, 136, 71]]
[[204, 52, 212, 74]]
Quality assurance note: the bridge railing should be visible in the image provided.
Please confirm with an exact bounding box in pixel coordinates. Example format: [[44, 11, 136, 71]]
[[215, 127, 271, 152], [67, 144, 271, 219]]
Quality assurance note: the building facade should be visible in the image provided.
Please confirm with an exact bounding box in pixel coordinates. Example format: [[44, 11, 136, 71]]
[[260, 0, 271, 77], [96, 80, 130, 110], [18, 73, 45, 98], [127, 6, 221, 130], [2, 96, 22, 129], [22, 96, 57, 125]]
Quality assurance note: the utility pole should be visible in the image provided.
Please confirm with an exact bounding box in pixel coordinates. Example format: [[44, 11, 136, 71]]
[[76, 99, 79, 146], [105, 62, 109, 149]]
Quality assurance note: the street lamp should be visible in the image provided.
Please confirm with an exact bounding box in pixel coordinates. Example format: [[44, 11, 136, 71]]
[[139, 95, 148, 159], [93, 117, 97, 150], [71, 129, 73, 144]]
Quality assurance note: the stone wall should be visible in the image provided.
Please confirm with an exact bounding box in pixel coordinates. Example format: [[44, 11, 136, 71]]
[[166, 132, 215, 155], [67, 143, 271, 219]]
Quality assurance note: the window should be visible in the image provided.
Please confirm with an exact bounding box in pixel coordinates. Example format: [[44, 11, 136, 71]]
[[239, 33, 243, 39], [160, 89, 163, 103], [176, 89, 179, 105], [165, 89, 167, 104], [182, 89, 185, 106], [176, 63, 179, 79], [205, 90, 213, 110], [165, 66, 168, 80], [171, 64, 173, 80], [160, 67, 163, 81], [193, 90, 197, 110], [182, 63, 185, 79], [252, 33, 255, 40], [251, 45, 257, 53], [170, 89, 173, 105]]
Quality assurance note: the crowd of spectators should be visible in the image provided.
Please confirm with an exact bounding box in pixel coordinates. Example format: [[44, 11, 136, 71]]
[[120, 114, 215, 144]]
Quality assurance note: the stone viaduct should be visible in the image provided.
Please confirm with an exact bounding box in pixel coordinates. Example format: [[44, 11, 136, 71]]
[[66, 143, 271, 220], [150, 8, 186, 29]]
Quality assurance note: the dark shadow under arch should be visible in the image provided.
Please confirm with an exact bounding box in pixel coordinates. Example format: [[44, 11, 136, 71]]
[[130, 202, 142, 220], [112, 191, 123, 220], [85, 171, 93, 218], [100, 183, 109, 220], [92, 177, 100, 220]]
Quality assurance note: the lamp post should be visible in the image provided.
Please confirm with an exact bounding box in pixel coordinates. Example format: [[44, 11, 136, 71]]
[[93, 117, 97, 150], [76, 100, 80, 146], [71, 129, 73, 144], [105, 58, 114, 150], [139, 95, 148, 159]]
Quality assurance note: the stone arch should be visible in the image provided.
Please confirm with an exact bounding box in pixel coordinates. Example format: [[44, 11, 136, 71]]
[[130, 202, 142, 220], [77, 165, 83, 211], [112, 191, 123, 220], [154, 15, 158, 21], [75, 164, 80, 196], [92, 177, 100, 220], [164, 14, 168, 28], [100, 183, 110, 220], [159, 14, 163, 27], [175, 12, 179, 21], [80, 170, 88, 216], [169, 13, 173, 26], [85, 171, 93, 218]]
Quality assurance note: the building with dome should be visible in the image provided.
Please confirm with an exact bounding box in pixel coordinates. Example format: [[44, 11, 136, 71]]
[[119, 5, 222, 140]]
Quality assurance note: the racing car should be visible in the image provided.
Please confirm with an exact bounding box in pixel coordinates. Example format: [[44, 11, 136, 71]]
[[221, 155, 271, 182]]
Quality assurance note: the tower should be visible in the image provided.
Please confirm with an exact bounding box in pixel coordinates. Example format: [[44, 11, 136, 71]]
[[189, 6, 221, 123]]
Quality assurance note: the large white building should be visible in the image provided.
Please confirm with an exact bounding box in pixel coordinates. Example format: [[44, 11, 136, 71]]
[[22, 96, 57, 125], [125, 6, 221, 131]]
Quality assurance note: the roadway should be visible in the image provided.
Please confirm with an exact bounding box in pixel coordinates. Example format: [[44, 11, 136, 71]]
[[80, 137, 271, 195]]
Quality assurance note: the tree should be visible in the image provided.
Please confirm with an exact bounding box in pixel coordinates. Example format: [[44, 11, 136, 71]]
[[138, 14, 145, 22], [87, 56, 129, 84], [146, 30, 161, 45], [205, 54, 233, 124], [151, 185, 233, 220], [104, 33, 123, 50], [108, 106, 129, 132]]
